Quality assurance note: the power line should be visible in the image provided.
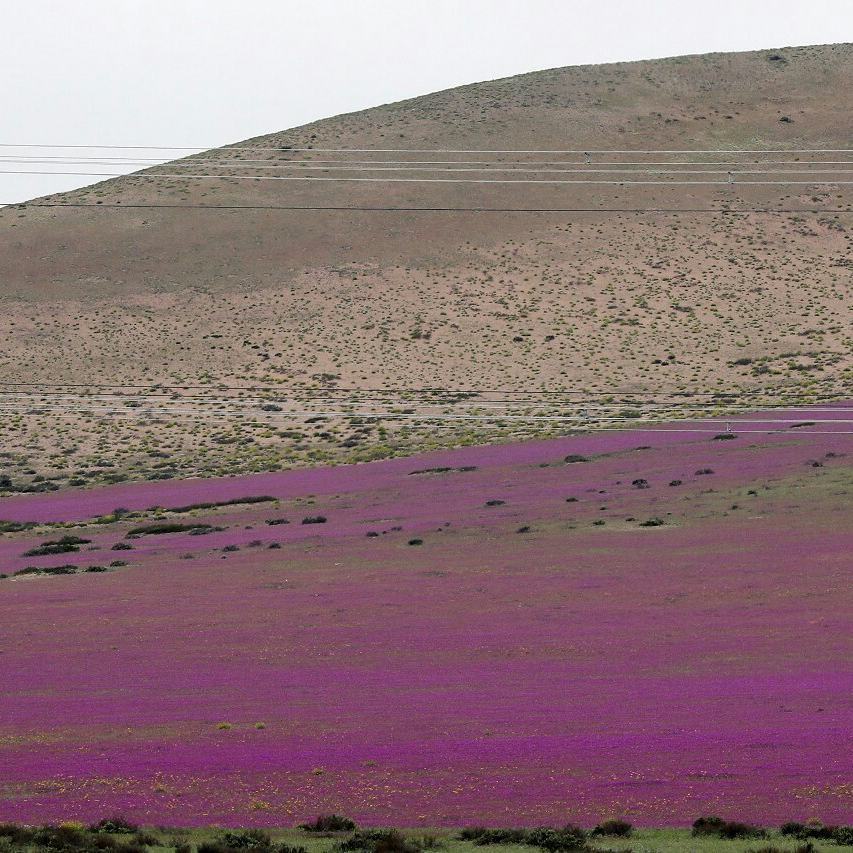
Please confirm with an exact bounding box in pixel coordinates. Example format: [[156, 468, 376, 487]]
[[4, 389, 849, 413], [4, 156, 853, 167], [4, 160, 853, 175], [1, 379, 848, 397], [3, 202, 850, 213], [4, 169, 853, 185], [2, 403, 850, 432], [2, 144, 852, 153]]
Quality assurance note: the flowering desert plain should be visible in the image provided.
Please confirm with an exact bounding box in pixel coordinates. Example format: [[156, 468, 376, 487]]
[[1, 41, 852, 852], [1, 407, 850, 828]]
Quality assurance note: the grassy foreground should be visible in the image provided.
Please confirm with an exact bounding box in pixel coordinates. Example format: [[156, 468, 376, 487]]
[[3, 820, 853, 853]]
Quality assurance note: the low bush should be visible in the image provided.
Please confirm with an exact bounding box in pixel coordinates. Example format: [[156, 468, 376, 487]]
[[0, 520, 38, 533], [301, 516, 327, 525], [166, 496, 277, 514], [591, 820, 632, 838], [780, 822, 853, 844], [15, 564, 78, 577], [300, 815, 357, 833], [462, 826, 587, 852], [692, 817, 764, 839], [89, 817, 139, 835], [217, 829, 274, 850], [128, 523, 215, 536], [337, 830, 418, 853], [23, 541, 81, 557]]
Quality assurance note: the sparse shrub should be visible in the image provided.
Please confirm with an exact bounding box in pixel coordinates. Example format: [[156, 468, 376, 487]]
[[337, 830, 418, 853], [128, 523, 214, 536], [408, 538, 423, 546], [471, 829, 528, 846], [639, 517, 664, 527], [781, 822, 853, 844], [23, 541, 81, 557], [458, 829, 487, 842], [111, 543, 133, 551], [89, 817, 139, 835], [217, 830, 273, 850], [692, 816, 764, 839], [591, 820, 632, 838], [300, 815, 357, 833], [564, 455, 588, 464], [301, 516, 327, 525], [461, 826, 587, 851], [485, 499, 505, 506]]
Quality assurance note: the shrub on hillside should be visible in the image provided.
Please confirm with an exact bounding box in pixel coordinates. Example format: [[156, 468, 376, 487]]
[[128, 522, 214, 536]]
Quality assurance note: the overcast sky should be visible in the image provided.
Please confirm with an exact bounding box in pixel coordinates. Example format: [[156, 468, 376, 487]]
[[2, 0, 851, 203]]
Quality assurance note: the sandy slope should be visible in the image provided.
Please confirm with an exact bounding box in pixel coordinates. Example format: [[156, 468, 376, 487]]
[[0, 44, 850, 489]]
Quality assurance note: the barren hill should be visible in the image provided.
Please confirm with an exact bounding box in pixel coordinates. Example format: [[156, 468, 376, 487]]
[[0, 44, 851, 490]]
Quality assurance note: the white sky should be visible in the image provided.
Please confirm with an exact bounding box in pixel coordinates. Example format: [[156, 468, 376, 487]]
[[2, 0, 851, 203]]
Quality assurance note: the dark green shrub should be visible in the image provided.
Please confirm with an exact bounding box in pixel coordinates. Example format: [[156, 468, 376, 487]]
[[457, 828, 487, 841], [301, 815, 357, 833], [591, 820, 632, 838], [128, 523, 214, 536], [692, 817, 764, 839], [528, 825, 587, 852], [23, 542, 80, 556], [218, 829, 273, 850], [337, 830, 418, 853], [301, 516, 327, 525], [472, 829, 528, 845], [89, 817, 139, 835]]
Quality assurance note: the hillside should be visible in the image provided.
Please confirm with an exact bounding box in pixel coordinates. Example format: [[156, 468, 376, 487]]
[[0, 43, 851, 490]]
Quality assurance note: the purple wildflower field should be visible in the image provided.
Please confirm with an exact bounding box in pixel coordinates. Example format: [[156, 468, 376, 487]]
[[1, 411, 851, 827]]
